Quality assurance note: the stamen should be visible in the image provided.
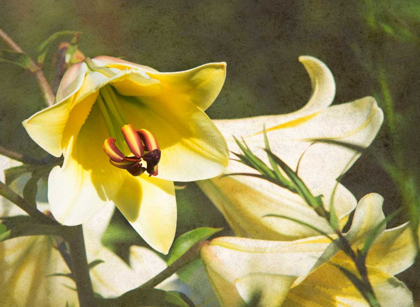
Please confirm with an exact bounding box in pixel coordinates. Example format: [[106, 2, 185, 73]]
[[109, 159, 138, 170], [121, 124, 144, 158], [103, 138, 125, 162], [137, 129, 160, 151], [100, 86, 126, 128]]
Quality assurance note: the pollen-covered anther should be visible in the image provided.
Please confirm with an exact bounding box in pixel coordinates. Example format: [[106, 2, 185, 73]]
[[121, 124, 144, 158], [137, 129, 161, 176], [103, 138, 125, 162]]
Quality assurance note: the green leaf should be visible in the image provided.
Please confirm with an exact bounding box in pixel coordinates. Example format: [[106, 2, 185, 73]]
[[360, 208, 403, 256], [88, 259, 104, 270], [0, 217, 61, 242], [37, 31, 81, 65], [0, 50, 31, 69], [4, 165, 36, 184], [22, 171, 45, 208], [264, 150, 327, 218], [263, 127, 291, 184], [167, 227, 222, 266], [108, 289, 191, 307], [333, 264, 379, 307]]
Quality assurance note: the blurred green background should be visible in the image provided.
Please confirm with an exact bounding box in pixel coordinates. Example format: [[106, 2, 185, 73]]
[[1, 0, 419, 300]]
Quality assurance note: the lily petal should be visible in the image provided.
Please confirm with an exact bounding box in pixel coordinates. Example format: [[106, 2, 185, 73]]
[[213, 55, 335, 140], [147, 62, 227, 111], [48, 103, 126, 225], [119, 93, 229, 182], [236, 274, 296, 307], [367, 222, 418, 275], [112, 175, 176, 254], [346, 193, 386, 245], [283, 259, 413, 307]]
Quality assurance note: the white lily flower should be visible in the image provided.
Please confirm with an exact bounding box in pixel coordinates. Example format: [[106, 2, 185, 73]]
[[201, 193, 417, 307], [198, 56, 384, 241]]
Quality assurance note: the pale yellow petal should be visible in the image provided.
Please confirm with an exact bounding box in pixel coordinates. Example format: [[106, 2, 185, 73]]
[[119, 94, 229, 182], [367, 222, 417, 275], [197, 177, 335, 240], [147, 62, 227, 111], [346, 193, 386, 245], [110, 70, 162, 97], [236, 274, 296, 307], [48, 103, 126, 225], [112, 175, 176, 254], [213, 55, 335, 140], [92, 55, 158, 73]]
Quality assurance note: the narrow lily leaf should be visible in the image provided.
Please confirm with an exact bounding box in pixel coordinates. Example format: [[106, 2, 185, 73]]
[[263, 127, 290, 185], [168, 291, 196, 307], [304, 138, 366, 153], [167, 227, 222, 266], [360, 208, 403, 256], [328, 181, 340, 231], [109, 289, 191, 307], [0, 50, 31, 69], [233, 137, 273, 176], [0, 223, 7, 235], [264, 150, 326, 217], [0, 221, 61, 242], [22, 171, 45, 208], [46, 272, 74, 280], [264, 214, 335, 242], [4, 164, 36, 184], [88, 259, 105, 270], [37, 31, 81, 65], [333, 264, 379, 307]]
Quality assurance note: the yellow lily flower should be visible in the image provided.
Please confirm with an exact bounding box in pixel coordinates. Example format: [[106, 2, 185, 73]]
[[0, 155, 183, 305], [23, 56, 229, 254], [201, 193, 417, 307], [197, 56, 384, 241]]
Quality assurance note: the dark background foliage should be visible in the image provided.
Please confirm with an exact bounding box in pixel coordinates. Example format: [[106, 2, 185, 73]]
[[1, 0, 419, 300]]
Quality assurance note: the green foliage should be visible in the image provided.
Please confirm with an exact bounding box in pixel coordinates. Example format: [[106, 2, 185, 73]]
[[167, 227, 222, 266], [0, 50, 31, 69]]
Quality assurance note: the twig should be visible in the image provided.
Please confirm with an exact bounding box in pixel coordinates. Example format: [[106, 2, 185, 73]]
[[0, 180, 58, 225], [0, 145, 51, 165], [0, 29, 55, 106], [67, 226, 96, 307]]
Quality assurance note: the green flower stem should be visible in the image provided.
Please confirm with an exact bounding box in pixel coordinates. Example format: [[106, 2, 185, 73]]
[[0, 181, 58, 225], [0, 28, 55, 107], [66, 225, 96, 307], [99, 241, 208, 306]]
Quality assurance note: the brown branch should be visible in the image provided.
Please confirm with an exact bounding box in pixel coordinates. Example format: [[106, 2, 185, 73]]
[[0, 29, 55, 106]]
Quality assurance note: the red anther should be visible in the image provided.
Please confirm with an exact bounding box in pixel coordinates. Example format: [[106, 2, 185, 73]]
[[103, 138, 125, 162], [121, 124, 144, 158], [137, 129, 160, 151], [109, 159, 138, 170], [128, 163, 145, 176]]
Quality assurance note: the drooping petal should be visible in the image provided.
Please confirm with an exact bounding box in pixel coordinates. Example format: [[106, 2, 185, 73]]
[[119, 93, 229, 182], [296, 97, 384, 207], [212, 55, 335, 140], [147, 62, 227, 111], [367, 222, 418, 275], [112, 175, 176, 254], [283, 258, 413, 307], [201, 236, 332, 307], [346, 193, 386, 245], [48, 103, 126, 225]]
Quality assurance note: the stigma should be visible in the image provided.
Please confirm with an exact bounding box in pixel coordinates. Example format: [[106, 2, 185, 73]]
[[103, 124, 161, 177]]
